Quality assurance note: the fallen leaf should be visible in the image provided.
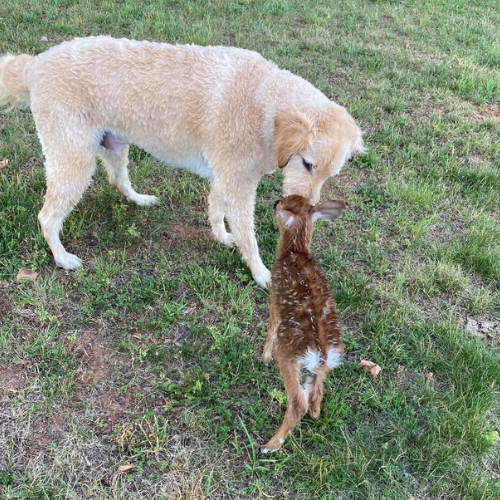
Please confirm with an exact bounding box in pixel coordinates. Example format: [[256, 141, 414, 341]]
[[16, 268, 39, 282], [359, 359, 381, 378], [426, 372, 434, 385], [118, 464, 135, 472], [202, 373, 210, 382], [466, 316, 500, 338], [0, 159, 8, 169]]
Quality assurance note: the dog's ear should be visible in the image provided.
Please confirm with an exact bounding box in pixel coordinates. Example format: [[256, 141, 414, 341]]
[[274, 107, 314, 168], [311, 200, 346, 222]]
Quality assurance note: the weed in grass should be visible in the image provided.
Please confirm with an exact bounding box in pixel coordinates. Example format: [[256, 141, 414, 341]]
[[465, 287, 498, 316], [444, 241, 500, 282], [114, 412, 170, 457], [409, 260, 470, 296], [387, 178, 443, 211]]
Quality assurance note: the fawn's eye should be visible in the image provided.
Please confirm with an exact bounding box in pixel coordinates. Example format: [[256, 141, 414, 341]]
[[302, 158, 313, 172]]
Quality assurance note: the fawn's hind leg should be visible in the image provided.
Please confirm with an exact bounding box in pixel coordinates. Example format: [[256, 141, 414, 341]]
[[98, 136, 157, 206], [261, 357, 307, 453], [305, 366, 330, 419]]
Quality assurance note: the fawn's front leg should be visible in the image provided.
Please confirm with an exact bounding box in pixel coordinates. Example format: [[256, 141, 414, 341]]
[[262, 296, 280, 363]]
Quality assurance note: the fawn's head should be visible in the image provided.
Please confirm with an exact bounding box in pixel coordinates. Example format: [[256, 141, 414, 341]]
[[274, 195, 346, 255]]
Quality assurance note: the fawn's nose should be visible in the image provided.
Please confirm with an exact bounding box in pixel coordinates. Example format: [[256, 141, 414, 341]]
[[310, 191, 321, 205], [273, 200, 280, 211]]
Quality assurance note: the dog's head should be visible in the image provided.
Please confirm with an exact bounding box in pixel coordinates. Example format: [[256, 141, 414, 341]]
[[274, 105, 364, 204]]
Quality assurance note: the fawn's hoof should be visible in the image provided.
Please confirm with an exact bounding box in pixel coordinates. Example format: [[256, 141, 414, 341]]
[[309, 407, 321, 419], [261, 351, 272, 364], [260, 438, 283, 453]]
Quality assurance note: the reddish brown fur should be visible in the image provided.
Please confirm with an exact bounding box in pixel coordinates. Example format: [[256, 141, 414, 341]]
[[261, 194, 345, 453]]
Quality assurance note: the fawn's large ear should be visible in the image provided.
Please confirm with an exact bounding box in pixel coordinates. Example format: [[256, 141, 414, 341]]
[[274, 107, 314, 168], [276, 208, 295, 228], [311, 200, 346, 222]]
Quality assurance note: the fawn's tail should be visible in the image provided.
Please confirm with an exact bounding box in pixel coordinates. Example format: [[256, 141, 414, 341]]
[[0, 54, 32, 110]]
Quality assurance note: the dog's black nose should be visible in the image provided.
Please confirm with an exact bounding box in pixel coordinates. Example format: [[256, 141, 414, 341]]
[[273, 200, 280, 211]]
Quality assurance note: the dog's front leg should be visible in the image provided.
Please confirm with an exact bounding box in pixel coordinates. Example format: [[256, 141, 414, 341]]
[[208, 181, 235, 247], [224, 193, 271, 288]]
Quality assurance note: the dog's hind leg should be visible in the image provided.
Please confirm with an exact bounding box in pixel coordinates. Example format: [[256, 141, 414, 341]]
[[98, 138, 157, 206], [36, 119, 99, 270]]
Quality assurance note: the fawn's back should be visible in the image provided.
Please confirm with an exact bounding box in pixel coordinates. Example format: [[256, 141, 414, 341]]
[[271, 249, 342, 370]]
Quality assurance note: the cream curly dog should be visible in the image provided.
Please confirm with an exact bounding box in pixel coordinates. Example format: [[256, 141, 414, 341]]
[[0, 37, 363, 287]]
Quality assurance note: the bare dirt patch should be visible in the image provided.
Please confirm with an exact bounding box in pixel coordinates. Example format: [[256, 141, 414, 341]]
[[18, 155, 44, 174], [471, 104, 500, 124], [124, 240, 154, 259], [25, 414, 67, 454], [14, 306, 43, 329], [73, 330, 113, 384], [162, 223, 212, 249], [0, 295, 12, 316], [97, 388, 134, 423], [0, 364, 28, 391]]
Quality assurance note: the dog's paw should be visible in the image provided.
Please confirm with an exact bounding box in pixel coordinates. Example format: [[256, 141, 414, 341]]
[[131, 194, 158, 206], [252, 267, 271, 289], [56, 253, 82, 271], [220, 232, 235, 247]]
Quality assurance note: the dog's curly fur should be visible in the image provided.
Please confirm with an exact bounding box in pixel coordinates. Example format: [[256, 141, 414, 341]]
[[0, 37, 363, 287]]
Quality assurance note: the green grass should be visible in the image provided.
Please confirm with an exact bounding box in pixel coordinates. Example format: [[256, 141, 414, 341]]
[[1, 0, 500, 498]]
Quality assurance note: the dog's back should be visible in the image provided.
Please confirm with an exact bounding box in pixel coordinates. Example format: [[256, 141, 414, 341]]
[[261, 194, 345, 453], [20, 37, 275, 143]]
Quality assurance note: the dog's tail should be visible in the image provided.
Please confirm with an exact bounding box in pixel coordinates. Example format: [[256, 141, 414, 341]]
[[0, 54, 32, 110]]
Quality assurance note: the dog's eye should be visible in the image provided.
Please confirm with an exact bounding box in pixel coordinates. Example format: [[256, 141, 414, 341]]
[[302, 158, 313, 172]]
